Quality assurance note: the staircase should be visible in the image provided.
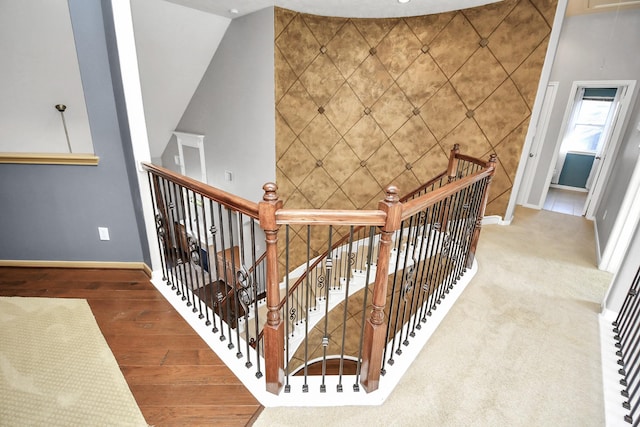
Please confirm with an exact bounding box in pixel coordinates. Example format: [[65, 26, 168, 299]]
[[142, 144, 496, 405]]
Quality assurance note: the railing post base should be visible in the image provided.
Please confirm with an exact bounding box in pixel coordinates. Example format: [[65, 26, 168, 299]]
[[264, 320, 284, 394], [360, 318, 387, 392]]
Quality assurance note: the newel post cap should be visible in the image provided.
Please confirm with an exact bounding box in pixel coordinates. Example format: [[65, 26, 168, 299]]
[[262, 182, 279, 202], [384, 185, 400, 203]]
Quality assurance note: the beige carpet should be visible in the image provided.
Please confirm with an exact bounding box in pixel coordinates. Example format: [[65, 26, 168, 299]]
[[0, 297, 147, 427], [254, 207, 613, 426]]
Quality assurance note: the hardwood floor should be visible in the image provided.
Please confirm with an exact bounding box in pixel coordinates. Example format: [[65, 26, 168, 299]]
[[0, 267, 263, 427]]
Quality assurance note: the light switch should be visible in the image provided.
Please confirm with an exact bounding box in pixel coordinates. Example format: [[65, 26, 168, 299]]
[[98, 227, 110, 241]]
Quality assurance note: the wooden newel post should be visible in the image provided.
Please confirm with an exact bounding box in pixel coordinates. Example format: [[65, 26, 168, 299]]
[[447, 143, 460, 183], [466, 154, 497, 269], [360, 185, 402, 393], [258, 182, 284, 395], [441, 144, 461, 232]]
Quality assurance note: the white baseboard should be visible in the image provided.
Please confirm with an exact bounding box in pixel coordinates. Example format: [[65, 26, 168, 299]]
[[550, 183, 589, 193], [150, 259, 479, 407], [482, 215, 511, 226], [594, 220, 603, 269]]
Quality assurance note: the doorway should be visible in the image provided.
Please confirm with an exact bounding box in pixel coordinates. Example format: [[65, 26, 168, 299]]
[[543, 86, 620, 216], [518, 80, 635, 220]]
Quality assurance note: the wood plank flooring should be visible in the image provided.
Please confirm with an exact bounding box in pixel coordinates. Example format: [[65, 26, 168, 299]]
[[0, 267, 263, 427]]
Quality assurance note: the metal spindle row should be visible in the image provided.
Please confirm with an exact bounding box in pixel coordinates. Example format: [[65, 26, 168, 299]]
[[147, 172, 267, 380], [281, 224, 378, 393], [143, 146, 494, 398], [613, 265, 640, 424], [382, 175, 487, 372]]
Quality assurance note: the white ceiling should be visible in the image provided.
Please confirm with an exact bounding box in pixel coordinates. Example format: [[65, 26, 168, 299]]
[[164, 0, 501, 19], [166, 0, 640, 19], [144, 0, 639, 160]]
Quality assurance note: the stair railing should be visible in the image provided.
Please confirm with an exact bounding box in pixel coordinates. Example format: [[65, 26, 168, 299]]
[[142, 144, 496, 398], [144, 163, 268, 379], [610, 265, 640, 423], [255, 145, 496, 394]]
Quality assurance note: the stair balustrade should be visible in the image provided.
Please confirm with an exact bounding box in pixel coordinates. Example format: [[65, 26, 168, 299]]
[[142, 144, 496, 400], [611, 265, 640, 424]]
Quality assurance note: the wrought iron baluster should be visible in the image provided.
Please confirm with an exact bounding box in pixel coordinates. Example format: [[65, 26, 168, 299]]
[[191, 193, 208, 320], [320, 226, 333, 393], [284, 225, 291, 393], [384, 222, 406, 366], [171, 181, 189, 300], [337, 226, 355, 392], [250, 220, 261, 375], [163, 179, 180, 293], [427, 199, 446, 315], [216, 204, 231, 344], [397, 216, 416, 353], [302, 225, 311, 393], [207, 200, 223, 334], [413, 204, 434, 329], [227, 209, 242, 358], [198, 196, 214, 328]]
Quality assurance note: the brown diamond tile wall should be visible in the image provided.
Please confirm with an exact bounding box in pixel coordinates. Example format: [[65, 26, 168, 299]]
[[275, 0, 557, 224]]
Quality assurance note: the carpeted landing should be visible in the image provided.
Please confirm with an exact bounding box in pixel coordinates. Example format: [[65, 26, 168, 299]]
[[254, 207, 613, 426], [0, 297, 147, 427]]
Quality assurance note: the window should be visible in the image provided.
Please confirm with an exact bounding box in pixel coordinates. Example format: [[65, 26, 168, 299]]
[[565, 88, 617, 153]]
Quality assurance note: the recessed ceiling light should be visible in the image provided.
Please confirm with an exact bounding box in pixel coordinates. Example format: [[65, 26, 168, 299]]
[[229, 8, 239, 14], [398, 0, 411, 3]]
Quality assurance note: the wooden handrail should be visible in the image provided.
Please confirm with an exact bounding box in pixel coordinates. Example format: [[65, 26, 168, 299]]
[[254, 152, 493, 349], [401, 168, 493, 220], [275, 209, 386, 226], [142, 162, 259, 219], [399, 171, 447, 202], [455, 152, 489, 166]]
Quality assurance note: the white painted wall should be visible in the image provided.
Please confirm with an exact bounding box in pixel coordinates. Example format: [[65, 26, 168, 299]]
[[526, 9, 640, 210], [167, 7, 276, 203], [131, 0, 230, 159], [603, 220, 640, 313], [0, 0, 93, 153]]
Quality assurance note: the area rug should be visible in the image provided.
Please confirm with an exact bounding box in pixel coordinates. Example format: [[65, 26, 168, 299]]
[[0, 297, 147, 426]]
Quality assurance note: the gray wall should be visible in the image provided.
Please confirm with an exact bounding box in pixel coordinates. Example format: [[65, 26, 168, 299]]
[[605, 219, 640, 312], [163, 7, 276, 203], [594, 97, 640, 247], [527, 9, 640, 240], [0, 0, 148, 264]]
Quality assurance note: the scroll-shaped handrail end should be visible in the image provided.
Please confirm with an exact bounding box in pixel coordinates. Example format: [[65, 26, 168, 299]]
[[262, 182, 279, 202], [452, 143, 460, 152]]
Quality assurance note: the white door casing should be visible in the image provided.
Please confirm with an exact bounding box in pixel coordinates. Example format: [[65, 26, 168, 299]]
[[518, 82, 559, 209]]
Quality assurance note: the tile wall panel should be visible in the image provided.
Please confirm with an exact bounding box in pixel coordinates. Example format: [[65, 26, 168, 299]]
[[275, 0, 557, 255]]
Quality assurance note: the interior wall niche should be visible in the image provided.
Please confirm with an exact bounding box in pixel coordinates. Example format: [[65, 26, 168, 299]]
[[274, 0, 558, 230], [0, 0, 95, 164]]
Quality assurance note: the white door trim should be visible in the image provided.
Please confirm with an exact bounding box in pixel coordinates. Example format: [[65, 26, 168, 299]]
[[584, 84, 634, 219], [109, 0, 161, 271], [519, 81, 559, 209], [545, 81, 636, 218], [174, 131, 207, 182], [518, 80, 635, 221], [505, 0, 568, 222]]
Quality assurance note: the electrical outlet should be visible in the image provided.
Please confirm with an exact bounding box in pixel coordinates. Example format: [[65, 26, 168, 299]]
[[98, 227, 110, 241]]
